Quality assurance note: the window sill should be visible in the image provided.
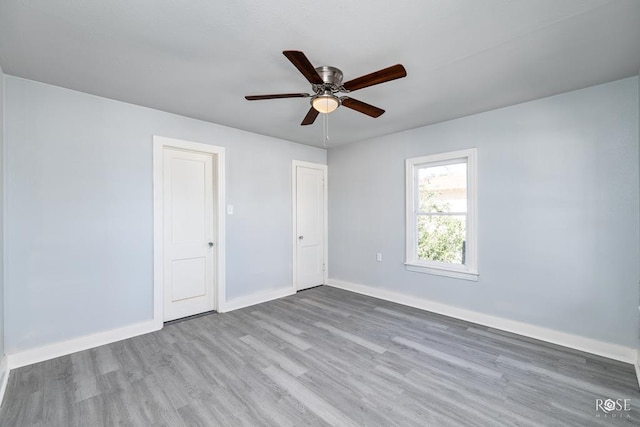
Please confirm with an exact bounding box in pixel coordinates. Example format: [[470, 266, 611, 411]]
[[405, 263, 479, 281]]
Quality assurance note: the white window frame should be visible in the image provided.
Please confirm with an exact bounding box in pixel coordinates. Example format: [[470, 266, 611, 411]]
[[405, 148, 478, 281]]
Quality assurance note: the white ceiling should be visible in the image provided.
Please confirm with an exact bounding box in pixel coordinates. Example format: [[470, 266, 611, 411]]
[[1, 0, 639, 148]]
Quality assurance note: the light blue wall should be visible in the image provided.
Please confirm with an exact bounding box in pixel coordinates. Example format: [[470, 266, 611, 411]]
[[328, 77, 640, 348], [4, 76, 326, 353], [0, 66, 5, 358]]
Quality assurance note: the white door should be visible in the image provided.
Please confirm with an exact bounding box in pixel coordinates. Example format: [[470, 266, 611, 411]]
[[163, 148, 216, 321], [294, 163, 326, 290]]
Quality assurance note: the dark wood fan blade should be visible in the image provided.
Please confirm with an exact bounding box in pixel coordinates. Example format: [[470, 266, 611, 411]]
[[341, 98, 385, 118], [301, 107, 320, 125], [342, 64, 407, 92], [283, 51, 324, 85], [245, 93, 310, 100]]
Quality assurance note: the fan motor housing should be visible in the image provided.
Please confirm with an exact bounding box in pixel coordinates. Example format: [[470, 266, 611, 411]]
[[315, 66, 343, 87]]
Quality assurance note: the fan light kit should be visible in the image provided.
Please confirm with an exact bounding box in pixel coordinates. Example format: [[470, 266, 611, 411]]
[[312, 93, 339, 114], [245, 51, 407, 126]]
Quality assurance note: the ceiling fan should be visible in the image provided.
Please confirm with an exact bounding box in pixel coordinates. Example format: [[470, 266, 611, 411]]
[[245, 50, 407, 126]]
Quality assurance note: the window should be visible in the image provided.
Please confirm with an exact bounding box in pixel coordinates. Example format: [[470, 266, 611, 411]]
[[405, 149, 477, 280]]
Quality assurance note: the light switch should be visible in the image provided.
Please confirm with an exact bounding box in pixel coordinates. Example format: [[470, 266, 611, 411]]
[[227, 205, 234, 215], [376, 253, 382, 262]]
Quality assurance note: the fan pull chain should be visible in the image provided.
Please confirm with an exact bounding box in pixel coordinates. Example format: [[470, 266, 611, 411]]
[[323, 113, 329, 147]]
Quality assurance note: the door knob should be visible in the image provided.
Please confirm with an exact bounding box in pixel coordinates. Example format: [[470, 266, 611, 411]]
[[298, 236, 304, 240], [209, 242, 214, 248]]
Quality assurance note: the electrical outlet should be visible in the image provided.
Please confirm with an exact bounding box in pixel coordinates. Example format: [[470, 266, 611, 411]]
[[376, 253, 382, 262]]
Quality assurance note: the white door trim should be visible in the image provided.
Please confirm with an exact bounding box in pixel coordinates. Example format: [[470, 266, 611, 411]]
[[153, 135, 226, 327], [291, 160, 328, 291]]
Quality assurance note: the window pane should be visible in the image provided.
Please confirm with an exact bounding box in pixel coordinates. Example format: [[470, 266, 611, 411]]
[[417, 214, 466, 264], [418, 163, 467, 213]]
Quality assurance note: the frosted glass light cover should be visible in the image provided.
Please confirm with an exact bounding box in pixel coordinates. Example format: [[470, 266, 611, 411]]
[[312, 95, 339, 113]]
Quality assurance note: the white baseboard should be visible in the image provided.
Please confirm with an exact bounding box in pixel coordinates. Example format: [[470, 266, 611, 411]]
[[4, 287, 296, 371], [7, 320, 160, 370], [327, 279, 638, 364], [220, 287, 295, 313], [0, 356, 8, 408]]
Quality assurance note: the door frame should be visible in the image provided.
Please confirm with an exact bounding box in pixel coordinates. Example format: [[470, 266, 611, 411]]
[[153, 135, 226, 327], [291, 160, 328, 291]]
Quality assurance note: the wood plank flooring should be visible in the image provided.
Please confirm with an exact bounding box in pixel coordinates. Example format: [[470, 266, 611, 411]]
[[1, 286, 638, 426]]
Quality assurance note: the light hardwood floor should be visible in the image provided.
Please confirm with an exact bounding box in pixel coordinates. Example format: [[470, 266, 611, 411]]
[[1, 286, 638, 426]]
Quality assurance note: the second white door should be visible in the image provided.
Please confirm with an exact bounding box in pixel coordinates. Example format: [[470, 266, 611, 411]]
[[294, 163, 326, 291], [163, 148, 216, 321]]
